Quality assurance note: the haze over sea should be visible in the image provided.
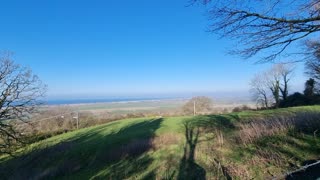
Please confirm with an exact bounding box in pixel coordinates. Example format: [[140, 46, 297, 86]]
[[46, 97, 172, 105], [45, 90, 253, 105]]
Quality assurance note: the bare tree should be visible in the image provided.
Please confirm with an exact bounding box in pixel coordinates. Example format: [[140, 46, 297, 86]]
[[267, 73, 281, 108], [305, 40, 320, 81], [0, 51, 46, 154], [277, 63, 294, 101], [250, 73, 272, 108], [250, 63, 294, 108], [267, 63, 294, 107], [193, 0, 320, 62], [183, 96, 213, 115]]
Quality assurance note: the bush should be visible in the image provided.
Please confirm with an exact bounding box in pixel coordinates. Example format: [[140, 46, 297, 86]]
[[280, 92, 320, 108], [232, 105, 252, 112], [279, 92, 307, 108]]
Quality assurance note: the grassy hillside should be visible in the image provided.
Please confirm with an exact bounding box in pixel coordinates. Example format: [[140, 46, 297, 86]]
[[1, 106, 320, 179]]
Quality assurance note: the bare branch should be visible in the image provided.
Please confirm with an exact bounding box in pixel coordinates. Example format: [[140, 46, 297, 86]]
[[195, 0, 320, 62]]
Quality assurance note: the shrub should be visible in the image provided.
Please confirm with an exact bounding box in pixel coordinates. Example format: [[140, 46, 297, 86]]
[[232, 105, 252, 112]]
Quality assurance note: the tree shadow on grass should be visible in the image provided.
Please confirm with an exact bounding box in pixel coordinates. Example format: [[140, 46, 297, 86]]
[[190, 115, 236, 133], [178, 120, 206, 180], [0, 118, 163, 179]]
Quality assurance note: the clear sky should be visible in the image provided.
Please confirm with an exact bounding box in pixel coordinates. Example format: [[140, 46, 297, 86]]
[[0, 0, 307, 99]]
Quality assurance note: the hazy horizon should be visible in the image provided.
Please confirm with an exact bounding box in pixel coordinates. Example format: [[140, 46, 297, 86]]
[[46, 83, 304, 100], [45, 91, 253, 105]]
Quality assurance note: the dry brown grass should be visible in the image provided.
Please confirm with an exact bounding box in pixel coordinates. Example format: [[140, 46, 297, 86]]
[[237, 111, 320, 144], [152, 133, 182, 150], [255, 148, 286, 167], [238, 116, 292, 144], [223, 163, 251, 179]]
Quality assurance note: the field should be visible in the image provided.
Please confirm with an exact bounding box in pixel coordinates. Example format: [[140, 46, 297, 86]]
[[69, 99, 187, 114], [1, 106, 320, 179], [46, 99, 248, 114]]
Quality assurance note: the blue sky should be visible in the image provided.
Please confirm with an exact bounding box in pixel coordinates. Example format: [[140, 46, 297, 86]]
[[0, 0, 307, 99]]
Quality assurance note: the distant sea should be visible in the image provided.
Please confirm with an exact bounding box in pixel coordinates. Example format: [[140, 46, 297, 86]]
[[45, 97, 174, 105], [45, 91, 252, 106]]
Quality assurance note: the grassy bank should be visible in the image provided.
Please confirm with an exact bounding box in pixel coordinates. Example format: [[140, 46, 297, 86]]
[[1, 106, 320, 179]]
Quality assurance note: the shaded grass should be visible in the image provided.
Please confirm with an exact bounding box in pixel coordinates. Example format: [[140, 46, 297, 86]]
[[0, 118, 164, 179], [178, 120, 206, 180]]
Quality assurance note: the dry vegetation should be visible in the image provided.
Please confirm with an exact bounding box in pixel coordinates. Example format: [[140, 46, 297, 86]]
[[237, 111, 320, 144]]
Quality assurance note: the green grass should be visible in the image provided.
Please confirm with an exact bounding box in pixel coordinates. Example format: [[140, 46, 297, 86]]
[[1, 106, 320, 179]]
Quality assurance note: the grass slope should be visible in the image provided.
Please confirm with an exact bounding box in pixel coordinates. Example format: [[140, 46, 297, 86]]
[[1, 106, 320, 179]]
